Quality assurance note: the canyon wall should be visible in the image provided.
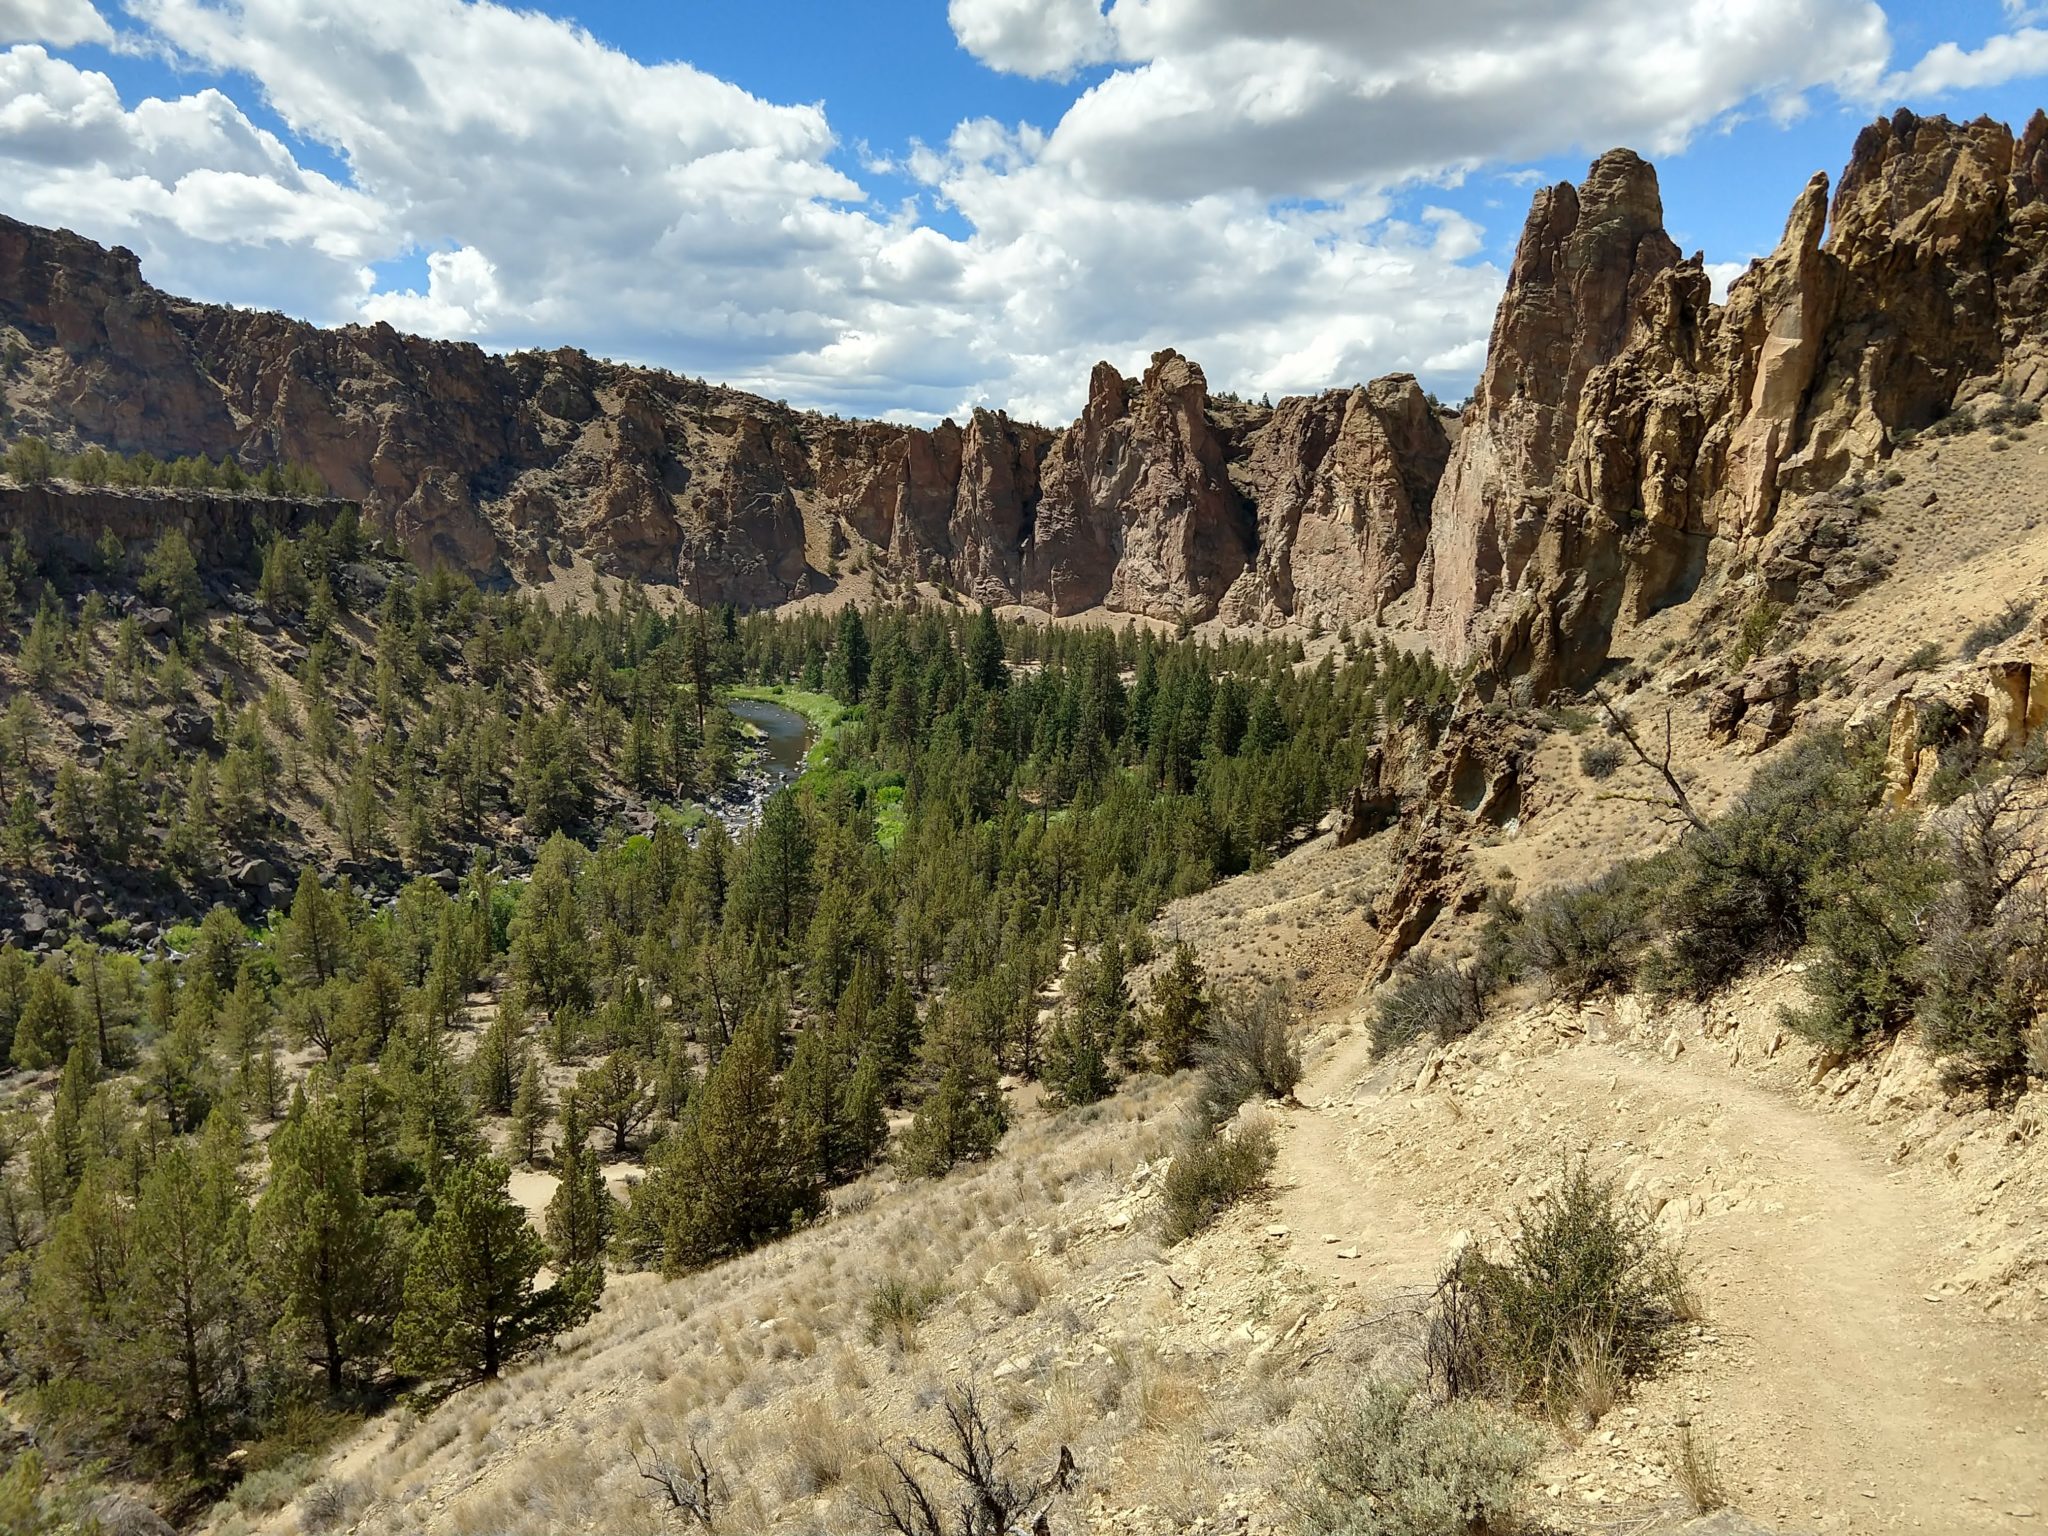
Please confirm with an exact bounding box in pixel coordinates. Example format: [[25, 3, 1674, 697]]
[[6, 108, 2048, 683], [0, 216, 1447, 626]]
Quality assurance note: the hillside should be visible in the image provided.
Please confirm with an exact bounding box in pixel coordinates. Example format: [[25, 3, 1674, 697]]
[[4, 106, 2048, 1536]]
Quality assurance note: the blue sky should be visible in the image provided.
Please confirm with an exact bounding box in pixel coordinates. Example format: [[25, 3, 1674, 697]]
[[2, 0, 2046, 422]]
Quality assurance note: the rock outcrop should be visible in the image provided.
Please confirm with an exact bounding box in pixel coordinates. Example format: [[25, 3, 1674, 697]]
[[1227, 374, 1451, 626], [1421, 109, 2048, 699], [1850, 616, 2048, 805], [0, 482, 343, 571], [0, 218, 1443, 622]]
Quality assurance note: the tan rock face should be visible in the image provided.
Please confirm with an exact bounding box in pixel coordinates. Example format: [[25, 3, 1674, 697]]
[[0, 220, 1442, 620], [1227, 374, 1451, 626], [1421, 110, 2048, 700]]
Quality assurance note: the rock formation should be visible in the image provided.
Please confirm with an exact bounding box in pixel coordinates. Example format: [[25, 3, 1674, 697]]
[[0, 219, 1444, 623], [1421, 109, 2048, 700], [9, 109, 2048, 662]]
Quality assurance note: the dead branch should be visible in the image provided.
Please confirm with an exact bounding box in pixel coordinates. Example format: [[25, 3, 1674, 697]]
[[1591, 687, 1707, 833], [632, 1432, 719, 1529], [870, 1386, 1077, 1536]]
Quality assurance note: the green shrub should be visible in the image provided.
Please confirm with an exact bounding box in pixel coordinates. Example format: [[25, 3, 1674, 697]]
[[1429, 1161, 1687, 1414], [1915, 776, 2048, 1095], [1193, 983, 1300, 1129], [1513, 867, 1658, 1002], [864, 1276, 947, 1349], [1727, 599, 1783, 669], [1578, 742, 1622, 780], [1372, 953, 1487, 1056], [1960, 600, 2034, 661], [1290, 1378, 1541, 1536], [1782, 811, 1945, 1054], [1900, 640, 1944, 674], [1160, 1120, 1275, 1243], [1649, 737, 1873, 998], [1919, 902, 2048, 1096]]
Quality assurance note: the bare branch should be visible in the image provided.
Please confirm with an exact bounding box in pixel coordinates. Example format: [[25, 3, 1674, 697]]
[[631, 1432, 718, 1529], [1591, 687, 1706, 833]]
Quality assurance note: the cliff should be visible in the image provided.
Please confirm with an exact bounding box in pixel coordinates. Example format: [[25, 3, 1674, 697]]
[[8, 108, 2048, 669], [0, 217, 1448, 625], [1420, 108, 2048, 697]]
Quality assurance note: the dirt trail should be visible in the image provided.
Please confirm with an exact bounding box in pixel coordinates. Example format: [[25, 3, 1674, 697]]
[[1268, 1021, 2048, 1533]]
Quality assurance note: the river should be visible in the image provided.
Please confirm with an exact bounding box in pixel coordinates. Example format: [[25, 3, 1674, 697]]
[[713, 696, 816, 834]]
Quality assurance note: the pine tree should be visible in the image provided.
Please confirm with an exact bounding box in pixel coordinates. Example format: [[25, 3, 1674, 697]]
[[471, 1009, 519, 1114], [510, 1055, 551, 1166], [280, 871, 350, 988], [1043, 1007, 1114, 1108], [251, 1092, 404, 1393], [826, 606, 871, 704], [639, 1012, 819, 1272], [577, 1049, 652, 1156], [1146, 941, 1209, 1072], [543, 1095, 610, 1301], [20, 1162, 131, 1426], [140, 528, 204, 629], [125, 1133, 250, 1477], [11, 967, 75, 1071], [898, 1003, 1006, 1178], [966, 605, 1007, 692], [394, 1155, 570, 1381]]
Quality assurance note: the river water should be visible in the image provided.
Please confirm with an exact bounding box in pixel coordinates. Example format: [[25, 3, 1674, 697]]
[[715, 697, 816, 833]]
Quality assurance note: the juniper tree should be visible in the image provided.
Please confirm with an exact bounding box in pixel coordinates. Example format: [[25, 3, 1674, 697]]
[[394, 1155, 565, 1381], [510, 1055, 551, 1166], [125, 1132, 251, 1478], [251, 1092, 404, 1393], [544, 1095, 610, 1301]]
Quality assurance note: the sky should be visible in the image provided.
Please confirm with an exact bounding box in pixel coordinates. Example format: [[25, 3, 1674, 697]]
[[2, 1, 2047, 426]]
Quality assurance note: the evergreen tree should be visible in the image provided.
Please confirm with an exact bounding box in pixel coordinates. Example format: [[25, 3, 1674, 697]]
[[125, 1134, 250, 1477], [543, 1095, 610, 1303], [250, 1092, 404, 1393], [898, 1004, 1006, 1177], [637, 1012, 819, 1271], [394, 1155, 573, 1381], [510, 1055, 551, 1166], [11, 966, 75, 1071], [965, 604, 1007, 692], [1146, 941, 1209, 1072], [577, 1049, 652, 1156], [825, 606, 871, 704], [279, 871, 350, 988], [140, 529, 204, 629], [1042, 1007, 1114, 1108]]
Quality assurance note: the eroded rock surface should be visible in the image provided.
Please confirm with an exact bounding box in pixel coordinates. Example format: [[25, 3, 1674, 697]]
[[0, 222, 1446, 622], [1421, 109, 2048, 699]]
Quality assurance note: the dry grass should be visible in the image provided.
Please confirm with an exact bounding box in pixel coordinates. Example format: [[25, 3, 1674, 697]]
[[1674, 1418, 1728, 1515]]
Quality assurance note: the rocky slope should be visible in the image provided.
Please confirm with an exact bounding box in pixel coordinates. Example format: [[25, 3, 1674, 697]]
[[1421, 108, 2048, 697], [0, 217, 1450, 626]]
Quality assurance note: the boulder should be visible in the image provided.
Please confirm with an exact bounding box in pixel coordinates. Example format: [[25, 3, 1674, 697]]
[[232, 857, 275, 889]]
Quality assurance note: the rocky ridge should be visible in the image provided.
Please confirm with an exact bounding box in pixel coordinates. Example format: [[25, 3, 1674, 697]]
[[1422, 108, 2048, 697], [0, 217, 1449, 626], [7, 108, 2048, 687]]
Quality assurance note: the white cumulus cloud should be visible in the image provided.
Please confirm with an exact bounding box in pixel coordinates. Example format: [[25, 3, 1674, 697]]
[[0, 0, 2007, 426], [0, 0, 111, 47]]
